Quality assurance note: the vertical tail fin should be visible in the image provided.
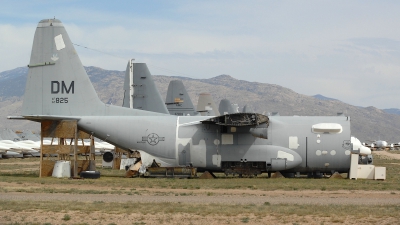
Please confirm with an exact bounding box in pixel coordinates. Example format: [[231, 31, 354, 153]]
[[18, 130, 41, 142], [165, 80, 198, 116], [196, 93, 220, 116], [218, 99, 238, 115], [22, 19, 104, 117], [122, 61, 169, 114], [242, 104, 254, 113], [0, 128, 21, 141]]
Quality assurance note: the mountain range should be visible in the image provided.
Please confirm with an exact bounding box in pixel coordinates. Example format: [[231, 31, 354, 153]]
[[1, 66, 399, 143]]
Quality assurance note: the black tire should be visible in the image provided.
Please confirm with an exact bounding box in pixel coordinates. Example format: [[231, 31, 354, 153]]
[[80, 170, 100, 179], [282, 172, 295, 178]]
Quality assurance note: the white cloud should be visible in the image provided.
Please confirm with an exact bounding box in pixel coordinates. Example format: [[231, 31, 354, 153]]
[[0, 24, 35, 70]]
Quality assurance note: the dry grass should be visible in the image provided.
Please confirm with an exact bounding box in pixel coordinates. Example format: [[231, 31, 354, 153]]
[[1, 201, 400, 225], [0, 154, 400, 192], [1, 200, 399, 218]]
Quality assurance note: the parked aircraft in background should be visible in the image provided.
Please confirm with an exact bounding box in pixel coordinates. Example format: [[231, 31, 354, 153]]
[[242, 105, 254, 113], [1, 128, 23, 142], [363, 140, 394, 150], [9, 18, 372, 177], [196, 93, 220, 116], [122, 61, 213, 117], [0, 129, 40, 157], [16, 130, 40, 142], [0, 128, 115, 159], [0, 150, 23, 158], [219, 99, 239, 115], [5, 129, 41, 150], [122, 60, 169, 114], [0, 140, 24, 158], [165, 80, 200, 116]]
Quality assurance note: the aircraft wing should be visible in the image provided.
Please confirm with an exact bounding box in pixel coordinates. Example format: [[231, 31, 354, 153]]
[[201, 113, 269, 126]]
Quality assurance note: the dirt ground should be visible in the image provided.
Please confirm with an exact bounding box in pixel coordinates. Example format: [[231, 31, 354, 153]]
[[1, 188, 400, 205], [1, 209, 399, 225], [1, 187, 400, 224], [373, 150, 400, 160]]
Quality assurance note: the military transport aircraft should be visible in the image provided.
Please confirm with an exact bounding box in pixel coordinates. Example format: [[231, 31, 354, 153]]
[[9, 18, 371, 177]]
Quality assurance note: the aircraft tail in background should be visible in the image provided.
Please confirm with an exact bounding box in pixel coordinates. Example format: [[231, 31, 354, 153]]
[[122, 60, 169, 114], [242, 104, 254, 113], [196, 93, 220, 116], [218, 99, 239, 115], [166, 80, 199, 116]]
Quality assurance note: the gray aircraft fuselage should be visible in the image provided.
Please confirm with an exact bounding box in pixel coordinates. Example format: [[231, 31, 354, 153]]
[[76, 114, 351, 173]]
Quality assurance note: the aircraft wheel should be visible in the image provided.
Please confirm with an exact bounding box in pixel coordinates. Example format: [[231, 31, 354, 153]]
[[80, 171, 100, 179], [282, 173, 295, 178], [313, 171, 322, 179]]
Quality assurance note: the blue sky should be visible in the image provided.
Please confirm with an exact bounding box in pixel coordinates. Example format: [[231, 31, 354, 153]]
[[1, 1, 400, 109]]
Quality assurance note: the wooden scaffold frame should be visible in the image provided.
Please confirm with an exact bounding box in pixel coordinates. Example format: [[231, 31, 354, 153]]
[[40, 120, 96, 177]]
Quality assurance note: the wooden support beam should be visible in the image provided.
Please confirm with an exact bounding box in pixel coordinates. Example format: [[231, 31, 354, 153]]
[[42, 145, 72, 154], [40, 160, 56, 177], [41, 120, 77, 138], [112, 147, 127, 170], [40, 131, 44, 177], [89, 136, 96, 170], [73, 122, 78, 177], [40, 120, 96, 178]]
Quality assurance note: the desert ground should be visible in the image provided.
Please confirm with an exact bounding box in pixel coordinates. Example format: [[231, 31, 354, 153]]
[[1, 151, 400, 225]]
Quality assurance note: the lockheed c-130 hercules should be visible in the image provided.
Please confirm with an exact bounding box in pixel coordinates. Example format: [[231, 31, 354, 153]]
[[9, 18, 371, 177]]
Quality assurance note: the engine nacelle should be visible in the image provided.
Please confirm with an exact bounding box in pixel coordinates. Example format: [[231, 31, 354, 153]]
[[249, 128, 268, 139]]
